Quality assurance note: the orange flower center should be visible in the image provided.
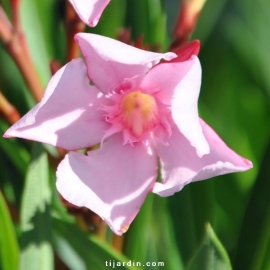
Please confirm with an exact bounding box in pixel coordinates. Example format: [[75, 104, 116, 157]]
[[121, 91, 160, 137]]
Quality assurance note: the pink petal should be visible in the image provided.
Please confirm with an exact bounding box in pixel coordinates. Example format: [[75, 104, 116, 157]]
[[69, 0, 110, 27], [141, 55, 209, 157], [4, 58, 110, 150], [153, 119, 253, 197], [75, 33, 176, 94], [56, 134, 158, 235]]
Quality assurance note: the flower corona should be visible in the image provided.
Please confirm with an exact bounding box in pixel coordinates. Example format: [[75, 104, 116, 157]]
[[103, 90, 161, 141]]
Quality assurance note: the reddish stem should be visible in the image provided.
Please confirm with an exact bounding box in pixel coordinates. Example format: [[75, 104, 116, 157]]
[[0, 92, 21, 124], [112, 234, 124, 252], [0, 5, 44, 103], [96, 220, 108, 240], [50, 60, 62, 75], [66, 1, 86, 61], [10, 0, 21, 30]]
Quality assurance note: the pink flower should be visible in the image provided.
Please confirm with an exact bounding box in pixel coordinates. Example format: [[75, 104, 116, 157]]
[[69, 0, 110, 27], [4, 34, 252, 235]]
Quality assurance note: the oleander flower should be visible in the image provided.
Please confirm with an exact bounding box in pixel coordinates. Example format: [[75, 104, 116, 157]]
[[69, 0, 110, 27], [4, 34, 252, 235]]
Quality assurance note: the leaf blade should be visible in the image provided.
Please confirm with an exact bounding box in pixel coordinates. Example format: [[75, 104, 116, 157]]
[[0, 191, 19, 270], [53, 217, 142, 270], [188, 223, 232, 270], [19, 143, 53, 270]]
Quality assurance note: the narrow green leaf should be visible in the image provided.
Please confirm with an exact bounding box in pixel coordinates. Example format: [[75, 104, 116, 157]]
[[125, 193, 154, 263], [187, 223, 232, 270], [234, 139, 270, 270], [167, 186, 197, 264], [125, 191, 184, 270], [224, 0, 270, 101], [192, 0, 227, 43], [147, 0, 167, 47], [20, 0, 58, 85], [198, 19, 268, 261], [0, 120, 31, 175], [0, 190, 19, 270], [0, 148, 23, 205], [151, 196, 185, 270], [126, 0, 168, 49], [164, 0, 180, 39], [126, 0, 150, 43], [19, 143, 53, 270], [91, 0, 127, 38], [53, 218, 142, 270]]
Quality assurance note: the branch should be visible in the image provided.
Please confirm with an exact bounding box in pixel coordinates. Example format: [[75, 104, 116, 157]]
[[0, 91, 21, 124], [66, 1, 86, 61], [0, 5, 44, 103]]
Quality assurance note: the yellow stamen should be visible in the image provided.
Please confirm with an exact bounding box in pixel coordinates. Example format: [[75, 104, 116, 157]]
[[121, 91, 159, 137]]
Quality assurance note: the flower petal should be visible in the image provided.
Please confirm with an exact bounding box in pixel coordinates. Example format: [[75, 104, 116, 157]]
[[56, 134, 158, 235], [75, 33, 176, 94], [69, 0, 110, 27], [4, 58, 110, 150], [141, 55, 209, 157], [153, 119, 253, 197]]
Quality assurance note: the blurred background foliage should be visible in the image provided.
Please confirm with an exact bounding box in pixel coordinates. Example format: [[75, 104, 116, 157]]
[[0, 0, 269, 269]]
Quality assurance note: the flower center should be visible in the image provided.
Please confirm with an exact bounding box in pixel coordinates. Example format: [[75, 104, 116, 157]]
[[121, 91, 160, 137]]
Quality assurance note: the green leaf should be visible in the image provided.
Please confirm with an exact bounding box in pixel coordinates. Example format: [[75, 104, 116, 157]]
[[91, 0, 127, 38], [0, 120, 31, 175], [187, 223, 232, 270], [125, 193, 154, 263], [126, 0, 150, 43], [19, 143, 53, 270], [192, 0, 227, 43], [223, 0, 270, 101], [197, 28, 266, 259], [0, 190, 19, 270], [125, 0, 167, 48], [20, 0, 62, 85], [167, 185, 198, 264], [147, 0, 167, 47], [125, 192, 184, 270], [52, 218, 141, 270], [234, 139, 270, 270], [151, 196, 185, 270]]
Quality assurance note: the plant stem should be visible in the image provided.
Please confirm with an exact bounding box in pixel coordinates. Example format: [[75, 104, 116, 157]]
[[0, 5, 44, 103], [66, 1, 86, 62], [112, 234, 124, 252], [0, 92, 21, 124]]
